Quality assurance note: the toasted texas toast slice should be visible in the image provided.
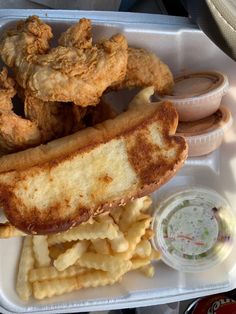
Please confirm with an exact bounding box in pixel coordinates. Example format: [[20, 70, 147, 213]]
[[0, 87, 188, 234]]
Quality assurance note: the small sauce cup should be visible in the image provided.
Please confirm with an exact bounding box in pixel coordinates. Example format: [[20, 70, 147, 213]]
[[151, 186, 235, 272], [157, 71, 229, 122]]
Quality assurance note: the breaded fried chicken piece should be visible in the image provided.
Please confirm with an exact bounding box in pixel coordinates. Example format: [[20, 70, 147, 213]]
[[58, 18, 92, 49], [0, 68, 41, 154], [0, 69, 16, 112], [27, 18, 91, 133], [112, 47, 174, 95], [0, 15, 52, 68], [24, 93, 86, 141], [0, 16, 128, 107], [22, 19, 91, 135], [0, 68, 86, 154], [27, 33, 128, 106]]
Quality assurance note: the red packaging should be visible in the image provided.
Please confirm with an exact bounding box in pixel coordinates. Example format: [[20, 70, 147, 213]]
[[185, 294, 236, 313]]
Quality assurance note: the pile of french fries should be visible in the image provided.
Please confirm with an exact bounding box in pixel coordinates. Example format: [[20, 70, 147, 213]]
[[15, 196, 161, 301]]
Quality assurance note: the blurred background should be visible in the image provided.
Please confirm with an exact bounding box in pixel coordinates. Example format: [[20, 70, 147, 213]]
[[0, 0, 188, 14]]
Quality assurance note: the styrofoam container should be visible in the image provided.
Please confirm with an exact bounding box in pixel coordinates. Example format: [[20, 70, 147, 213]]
[[1, 9, 236, 314], [158, 71, 229, 121]]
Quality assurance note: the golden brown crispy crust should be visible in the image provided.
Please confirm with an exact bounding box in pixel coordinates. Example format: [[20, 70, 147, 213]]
[[112, 47, 174, 94], [0, 68, 86, 154], [0, 67, 16, 110], [27, 33, 128, 106], [0, 187, 94, 234], [58, 18, 92, 49], [1, 16, 52, 67], [0, 68, 43, 154], [0, 16, 128, 106], [0, 101, 187, 234]]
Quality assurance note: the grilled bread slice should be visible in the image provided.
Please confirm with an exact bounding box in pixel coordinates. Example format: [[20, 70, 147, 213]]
[[0, 87, 188, 234]]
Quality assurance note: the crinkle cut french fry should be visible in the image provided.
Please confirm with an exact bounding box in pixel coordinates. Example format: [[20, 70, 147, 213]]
[[78, 269, 126, 289], [79, 271, 117, 288], [109, 207, 123, 224], [17, 197, 156, 301], [33, 277, 80, 300], [133, 239, 152, 258], [54, 241, 89, 271], [16, 236, 34, 301], [95, 213, 113, 223], [150, 248, 161, 261], [91, 239, 110, 255], [138, 196, 153, 212], [119, 196, 152, 231], [140, 264, 155, 277], [0, 224, 26, 238], [137, 213, 152, 221], [29, 265, 87, 283], [49, 245, 65, 260], [131, 257, 151, 270], [127, 218, 152, 250], [109, 229, 128, 253], [94, 214, 128, 252], [33, 236, 51, 267], [49, 241, 77, 259], [78, 260, 132, 290], [87, 242, 97, 253], [76, 252, 132, 272], [141, 228, 154, 240], [33, 267, 129, 300], [117, 217, 152, 260], [48, 221, 118, 246]]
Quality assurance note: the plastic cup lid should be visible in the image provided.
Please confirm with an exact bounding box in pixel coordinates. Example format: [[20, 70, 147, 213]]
[[151, 186, 235, 272]]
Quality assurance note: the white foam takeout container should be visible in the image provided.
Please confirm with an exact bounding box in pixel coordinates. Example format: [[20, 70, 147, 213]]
[[0, 9, 236, 314]]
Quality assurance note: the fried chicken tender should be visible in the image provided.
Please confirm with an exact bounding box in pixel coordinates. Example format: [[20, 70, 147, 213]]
[[24, 18, 90, 134], [0, 16, 128, 107], [58, 18, 92, 49], [24, 93, 86, 141], [28, 33, 128, 106], [22, 19, 92, 135], [113, 47, 174, 95], [0, 68, 41, 154], [0, 68, 86, 154], [0, 15, 52, 68], [0, 68, 16, 111]]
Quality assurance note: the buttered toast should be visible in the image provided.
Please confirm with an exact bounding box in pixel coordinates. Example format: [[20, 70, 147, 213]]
[[0, 88, 188, 234]]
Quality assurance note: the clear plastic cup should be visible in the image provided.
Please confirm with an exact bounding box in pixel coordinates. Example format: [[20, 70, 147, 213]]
[[176, 105, 233, 157], [158, 71, 229, 122], [151, 186, 236, 272]]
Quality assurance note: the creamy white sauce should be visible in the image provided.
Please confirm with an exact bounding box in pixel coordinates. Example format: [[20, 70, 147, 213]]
[[167, 206, 219, 256], [153, 188, 234, 272]]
